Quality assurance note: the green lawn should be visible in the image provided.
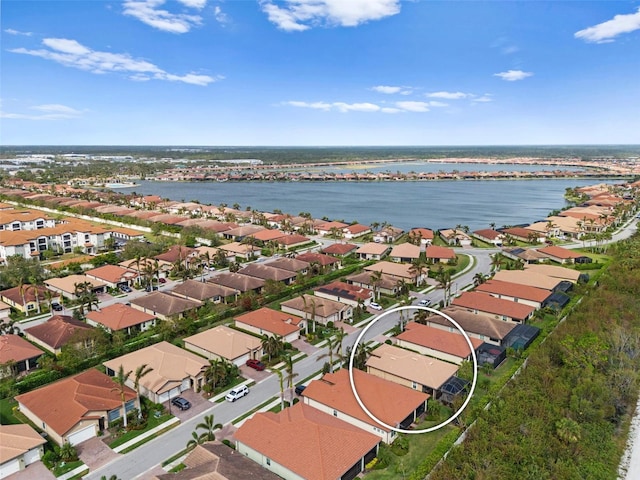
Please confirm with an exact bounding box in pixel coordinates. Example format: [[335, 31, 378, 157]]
[[0, 398, 20, 424], [108, 413, 173, 449]]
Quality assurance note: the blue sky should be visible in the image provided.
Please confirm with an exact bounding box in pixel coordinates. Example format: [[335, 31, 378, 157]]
[[2, 0, 639, 146]]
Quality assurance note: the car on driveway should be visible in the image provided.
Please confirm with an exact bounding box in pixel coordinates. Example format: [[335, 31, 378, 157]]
[[120, 285, 132, 293], [171, 396, 191, 411], [295, 385, 306, 396], [369, 302, 383, 311], [158, 277, 166, 284], [225, 385, 249, 402], [246, 359, 266, 371], [51, 302, 63, 311]]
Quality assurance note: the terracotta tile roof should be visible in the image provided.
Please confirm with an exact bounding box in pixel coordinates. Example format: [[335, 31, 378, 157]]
[[345, 271, 398, 290], [502, 247, 548, 262], [0, 334, 44, 364], [473, 229, 503, 240], [184, 325, 262, 361], [428, 307, 517, 341], [524, 264, 581, 282], [502, 227, 541, 239], [304, 369, 428, 432], [219, 242, 261, 255], [249, 229, 286, 242], [321, 243, 358, 255], [16, 369, 135, 437], [409, 228, 434, 240], [390, 243, 421, 259], [277, 234, 311, 246], [235, 307, 302, 337], [239, 263, 297, 282], [0, 424, 47, 464], [364, 261, 415, 279], [208, 273, 265, 293], [234, 402, 380, 480], [355, 242, 390, 255], [366, 344, 458, 390], [85, 265, 138, 284], [475, 279, 551, 303], [103, 341, 208, 395], [171, 279, 238, 301], [0, 209, 52, 224], [44, 275, 107, 295], [537, 245, 588, 260], [154, 245, 196, 263], [344, 223, 370, 235], [452, 291, 535, 321], [265, 257, 310, 272], [397, 322, 483, 358], [316, 221, 349, 231], [281, 294, 350, 318], [224, 225, 265, 238], [492, 270, 561, 291], [314, 281, 373, 302], [131, 292, 201, 316], [0, 285, 50, 304], [24, 315, 93, 350], [425, 245, 456, 260], [295, 252, 338, 266], [86, 304, 155, 331]]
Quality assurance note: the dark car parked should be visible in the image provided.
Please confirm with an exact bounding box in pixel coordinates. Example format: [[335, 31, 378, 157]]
[[171, 396, 191, 411], [295, 385, 306, 396], [246, 359, 266, 371], [51, 303, 63, 311]]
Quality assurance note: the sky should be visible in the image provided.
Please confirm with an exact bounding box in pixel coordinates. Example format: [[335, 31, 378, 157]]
[[1, 0, 640, 146]]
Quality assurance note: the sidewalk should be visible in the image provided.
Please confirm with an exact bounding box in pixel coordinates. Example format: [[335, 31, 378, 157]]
[[112, 417, 180, 453]]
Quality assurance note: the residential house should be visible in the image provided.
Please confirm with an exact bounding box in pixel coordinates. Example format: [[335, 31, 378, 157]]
[[239, 263, 298, 285], [408, 228, 434, 245], [85, 264, 138, 289], [104, 341, 208, 403], [315, 221, 349, 237], [396, 322, 483, 365], [0, 301, 10, 321], [295, 252, 340, 271], [223, 225, 265, 241], [364, 261, 426, 286], [16, 369, 138, 446], [424, 307, 518, 346], [451, 291, 536, 323], [234, 402, 380, 480], [155, 245, 197, 265], [321, 243, 358, 258], [342, 223, 371, 239], [130, 292, 201, 321], [303, 368, 428, 444], [355, 242, 390, 261], [472, 229, 504, 246], [280, 294, 353, 325], [501, 227, 546, 244], [44, 274, 107, 300], [219, 242, 261, 260], [266, 257, 310, 275], [153, 441, 282, 480], [537, 245, 593, 264], [366, 344, 459, 399], [0, 285, 53, 315], [0, 334, 44, 378], [492, 270, 565, 291], [171, 279, 239, 304], [314, 281, 374, 308], [345, 271, 401, 297], [0, 424, 47, 479], [208, 273, 265, 295], [183, 325, 263, 367], [24, 315, 94, 355], [425, 245, 456, 264], [389, 243, 421, 263], [475, 280, 552, 309], [276, 233, 313, 250], [439, 229, 472, 246], [234, 307, 304, 343], [524, 264, 583, 283], [249, 229, 286, 244], [501, 247, 548, 264], [86, 303, 156, 334], [119, 257, 172, 280], [372, 226, 404, 243]]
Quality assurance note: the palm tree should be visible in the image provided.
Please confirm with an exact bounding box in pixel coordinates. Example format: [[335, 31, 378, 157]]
[[490, 253, 502, 272], [370, 270, 383, 301], [283, 354, 298, 402], [347, 342, 372, 371], [409, 258, 427, 287], [186, 430, 203, 449], [133, 364, 153, 418], [261, 334, 283, 363], [334, 328, 347, 365], [205, 358, 227, 393], [111, 365, 132, 428], [194, 414, 222, 442], [437, 270, 453, 307], [319, 335, 337, 373], [473, 272, 487, 286]]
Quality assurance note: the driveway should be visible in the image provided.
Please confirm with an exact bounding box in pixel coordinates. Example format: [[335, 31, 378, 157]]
[[165, 389, 210, 421], [292, 338, 319, 356], [239, 364, 272, 383], [6, 461, 55, 480], [77, 436, 121, 470]]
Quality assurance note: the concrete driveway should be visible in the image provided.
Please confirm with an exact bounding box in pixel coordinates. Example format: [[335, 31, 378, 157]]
[[165, 389, 211, 421], [6, 461, 55, 480], [77, 436, 121, 470]]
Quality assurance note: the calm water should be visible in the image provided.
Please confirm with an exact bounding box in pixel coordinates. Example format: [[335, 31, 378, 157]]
[[131, 175, 614, 231]]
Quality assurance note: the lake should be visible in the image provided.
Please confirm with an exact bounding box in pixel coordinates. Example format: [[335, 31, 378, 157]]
[[131, 174, 615, 232]]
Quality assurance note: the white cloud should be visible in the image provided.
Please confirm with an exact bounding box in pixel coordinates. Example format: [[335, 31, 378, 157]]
[[333, 102, 380, 112], [426, 91, 471, 100], [10, 38, 221, 86], [260, 0, 401, 32], [427, 101, 448, 107], [575, 7, 640, 43], [4, 28, 33, 36], [123, 0, 203, 33], [395, 101, 429, 112], [472, 95, 493, 103], [370, 85, 413, 95], [493, 70, 533, 81], [214, 6, 229, 24], [1, 103, 84, 121]]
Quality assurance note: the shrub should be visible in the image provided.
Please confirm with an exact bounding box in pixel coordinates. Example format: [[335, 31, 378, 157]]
[[222, 439, 235, 449], [42, 449, 59, 469]]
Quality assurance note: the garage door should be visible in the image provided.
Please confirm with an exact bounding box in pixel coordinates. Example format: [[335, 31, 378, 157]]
[[67, 425, 96, 446], [0, 458, 22, 479]]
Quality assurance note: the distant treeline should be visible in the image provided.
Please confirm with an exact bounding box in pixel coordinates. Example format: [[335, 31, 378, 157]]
[[2, 145, 640, 164]]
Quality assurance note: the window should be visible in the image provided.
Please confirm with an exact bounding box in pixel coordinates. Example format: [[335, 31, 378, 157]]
[[412, 381, 417, 389], [266, 458, 271, 466], [333, 409, 337, 417]]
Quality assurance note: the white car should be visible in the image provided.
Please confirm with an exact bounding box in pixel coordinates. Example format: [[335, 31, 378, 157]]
[[369, 302, 383, 311], [225, 385, 249, 402], [419, 299, 432, 307]]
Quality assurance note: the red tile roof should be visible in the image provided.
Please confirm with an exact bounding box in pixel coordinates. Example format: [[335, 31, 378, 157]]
[[303, 369, 428, 432], [538, 245, 587, 260], [296, 252, 339, 266], [452, 291, 535, 321], [24, 315, 93, 349], [0, 334, 44, 364], [234, 307, 302, 337], [425, 245, 456, 259], [235, 402, 380, 480], [16, 369, 135, 437], [86, 303, 155, 331], [475, 279, 551, 303], [85, 264, 137, 283], [397, 322, 483, 358], [321, 243, 358, 255]]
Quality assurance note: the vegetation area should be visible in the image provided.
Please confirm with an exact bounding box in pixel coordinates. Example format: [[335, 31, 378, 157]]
[[429, 232, 640, 479]]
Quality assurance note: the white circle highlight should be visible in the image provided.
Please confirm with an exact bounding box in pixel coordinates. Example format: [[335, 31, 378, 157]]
[[348, 305, 478, 434]]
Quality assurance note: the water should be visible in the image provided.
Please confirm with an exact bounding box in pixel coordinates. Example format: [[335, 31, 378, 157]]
[[130, 176, 613, 231]]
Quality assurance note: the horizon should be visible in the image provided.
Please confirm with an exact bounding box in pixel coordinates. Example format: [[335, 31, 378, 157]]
[[2, 1, 639, 146]]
